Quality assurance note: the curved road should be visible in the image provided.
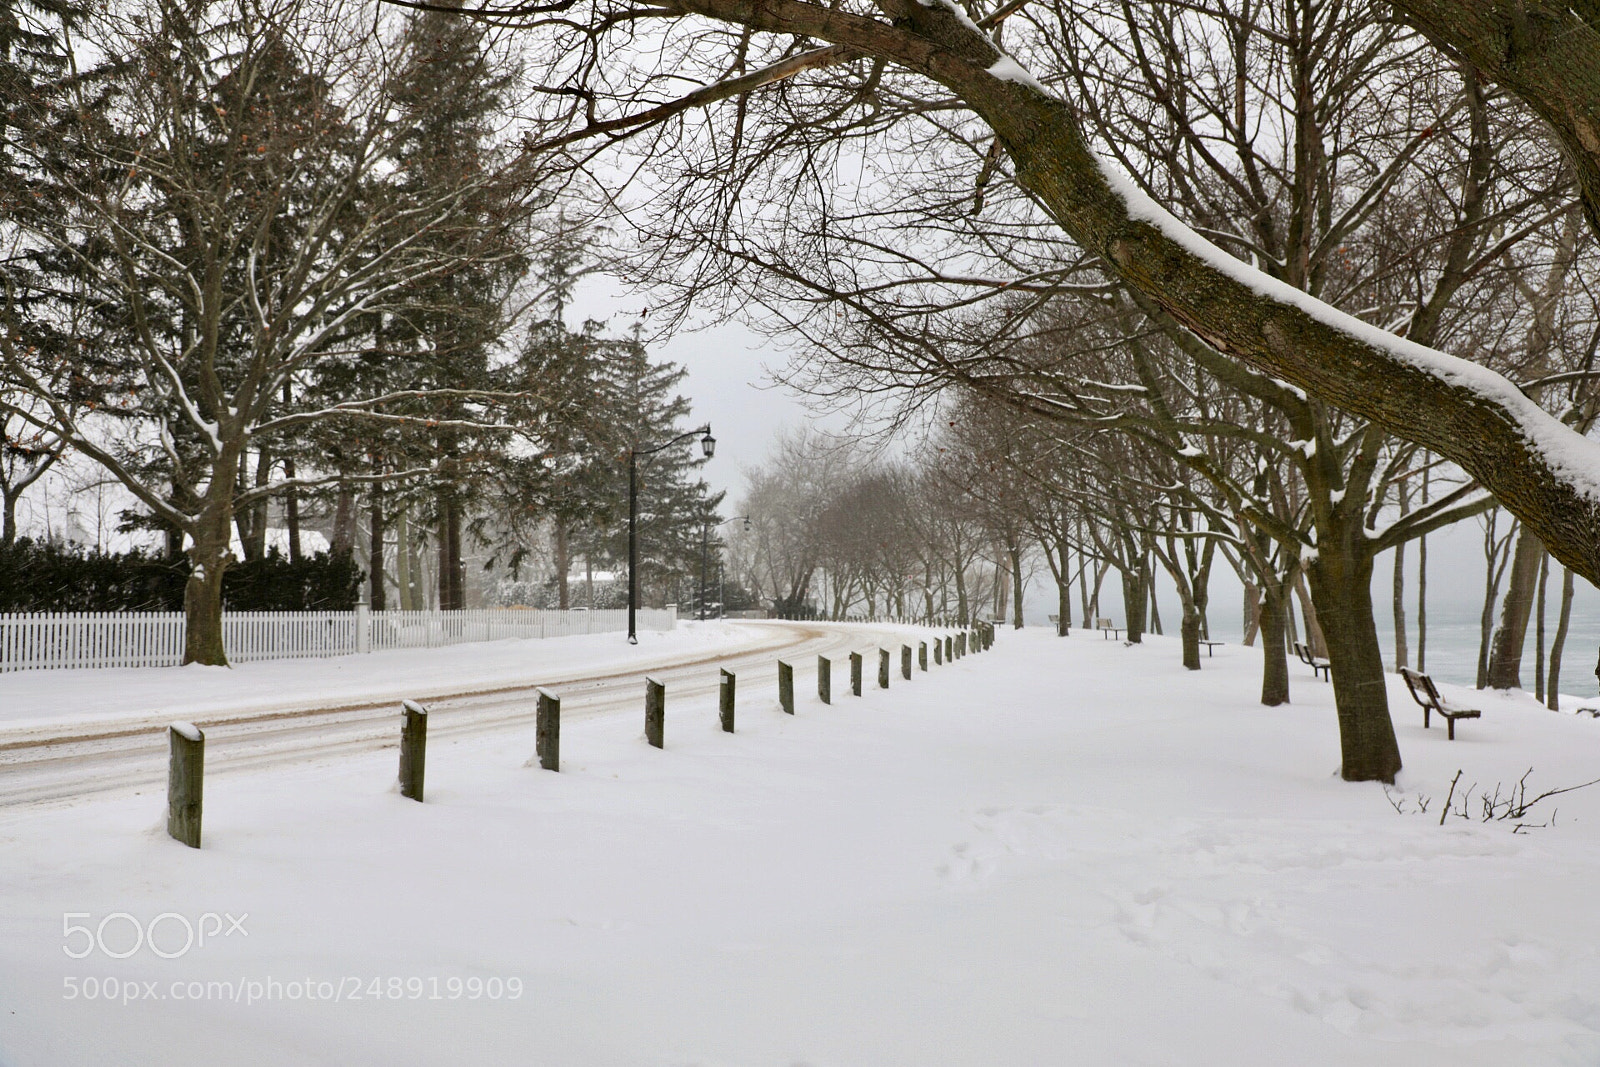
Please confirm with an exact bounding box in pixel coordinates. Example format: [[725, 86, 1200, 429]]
[[0, 621, 946, 808]]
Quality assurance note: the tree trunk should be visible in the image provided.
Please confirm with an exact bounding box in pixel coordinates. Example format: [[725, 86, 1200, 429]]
[[1242, 582, 1261, 646], [1293, 571, 1327, 659], [1147, 565, 1163, 636], [284, 458, 302, 564], [0, 488, 16, 547], [954, 563, 969, 626], [1009, 541, 1024, 629], [369, 481, 386, 611], [1534, 551, 1548, 704], [1180, 598, 1201, 670], [1259, 584, 1290, 706], [1417, 534, 1429, 673], [1057, 562, 1071, 635], [332, 480, 356, 558], [1486, 527, 1544, 689], [555, 520, 571, 610], [1306, 547, 1401, 783], [1392, 539, 1409, 670], [396, 508, 414, 610], [183, 492, 236, 667], [1120, 566, 1145, 644], [1546, 566, 1575, 711], [437, 495, 463, 611]]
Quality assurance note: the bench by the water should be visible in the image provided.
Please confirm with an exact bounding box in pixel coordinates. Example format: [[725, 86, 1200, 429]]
[[1095, 617, 1121, 640], [1199, 640, 1223, 657], [1399, 667, 1481, 740], [1293, 641, 1331, 681]]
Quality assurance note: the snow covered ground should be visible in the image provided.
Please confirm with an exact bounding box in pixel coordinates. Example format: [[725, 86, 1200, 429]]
[[0, 622, 767, 732], [2, 625, 1598, 1065]]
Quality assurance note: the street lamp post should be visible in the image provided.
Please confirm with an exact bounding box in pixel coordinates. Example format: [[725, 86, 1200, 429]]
[[628, 425, 715, 644], [699, 514, 751, 622]]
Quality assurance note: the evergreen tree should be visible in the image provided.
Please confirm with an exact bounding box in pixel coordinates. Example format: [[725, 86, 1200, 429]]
[[367, 7, 528, 610], [593, 325, 723, 611]]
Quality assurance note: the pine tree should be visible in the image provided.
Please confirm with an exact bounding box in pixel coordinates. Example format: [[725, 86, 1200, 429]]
[[375, 8, 527, 610], [594, 325, 723, 611], [0, 0, 83, 544]]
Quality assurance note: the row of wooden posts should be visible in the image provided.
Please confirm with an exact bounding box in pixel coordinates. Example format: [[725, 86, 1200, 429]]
[[165, 622, 996, 848]]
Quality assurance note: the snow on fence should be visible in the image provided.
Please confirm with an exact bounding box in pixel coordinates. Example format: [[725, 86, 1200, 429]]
[[0, 607, 675, 672]]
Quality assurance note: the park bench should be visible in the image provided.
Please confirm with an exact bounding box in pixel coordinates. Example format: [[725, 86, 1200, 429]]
[[1198, 640, 1223, 657], [1293, 641, 1331, 681], [1095, 617, 1122, 640], [1398, 667, 1481, 740]]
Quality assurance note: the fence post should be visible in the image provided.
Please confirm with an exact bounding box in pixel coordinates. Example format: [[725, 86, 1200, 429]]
[[779, 660, 795, 714], [878, 648, 890, 688], [818, 656, 831, 705], [399, 701, 427, 800], [900, 645, 911, 681], [356, 604, 371, 654], [850, 651, 863, 696], [945, 635, 954, 662], [919, 641, 928, 671], [645, 678, 665, 748], [167, 723, 204, 848], [957, 632, 967, 658], [719, 669, 736, 733], [934, 639, 942, 665], [536, 689, 561, 771]]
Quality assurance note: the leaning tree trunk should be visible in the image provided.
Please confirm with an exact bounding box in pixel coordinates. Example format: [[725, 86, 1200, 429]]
[[1546, 566, 1576, 710], [1306, 545, 1402, 783], [1258, 583, 1290, 707], [1486, 527, 1545, 689]]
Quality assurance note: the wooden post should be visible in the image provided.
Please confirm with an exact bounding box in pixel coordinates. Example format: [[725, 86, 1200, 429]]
[[879, 648, 890, 688], [166, 722, 204, 848], [779, 660, 795, 714], [818, 656, 831, 704], [901, 644, 912, 680], [645, 677, 665, 748], [719, 669, 736, 733], [945, 635, 954, 661], [850, 651, 863, 696], [919, 641, 928, 671], [934, 640, 943, 665], [536, 688, 560, 771], [399, 700, 427, 800]]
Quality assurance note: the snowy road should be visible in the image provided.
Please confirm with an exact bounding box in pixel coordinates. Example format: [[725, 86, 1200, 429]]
[[0, 620, 928, 807]]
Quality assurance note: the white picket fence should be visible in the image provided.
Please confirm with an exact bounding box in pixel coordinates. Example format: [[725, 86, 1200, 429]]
[[0, 607, 676, 673]]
